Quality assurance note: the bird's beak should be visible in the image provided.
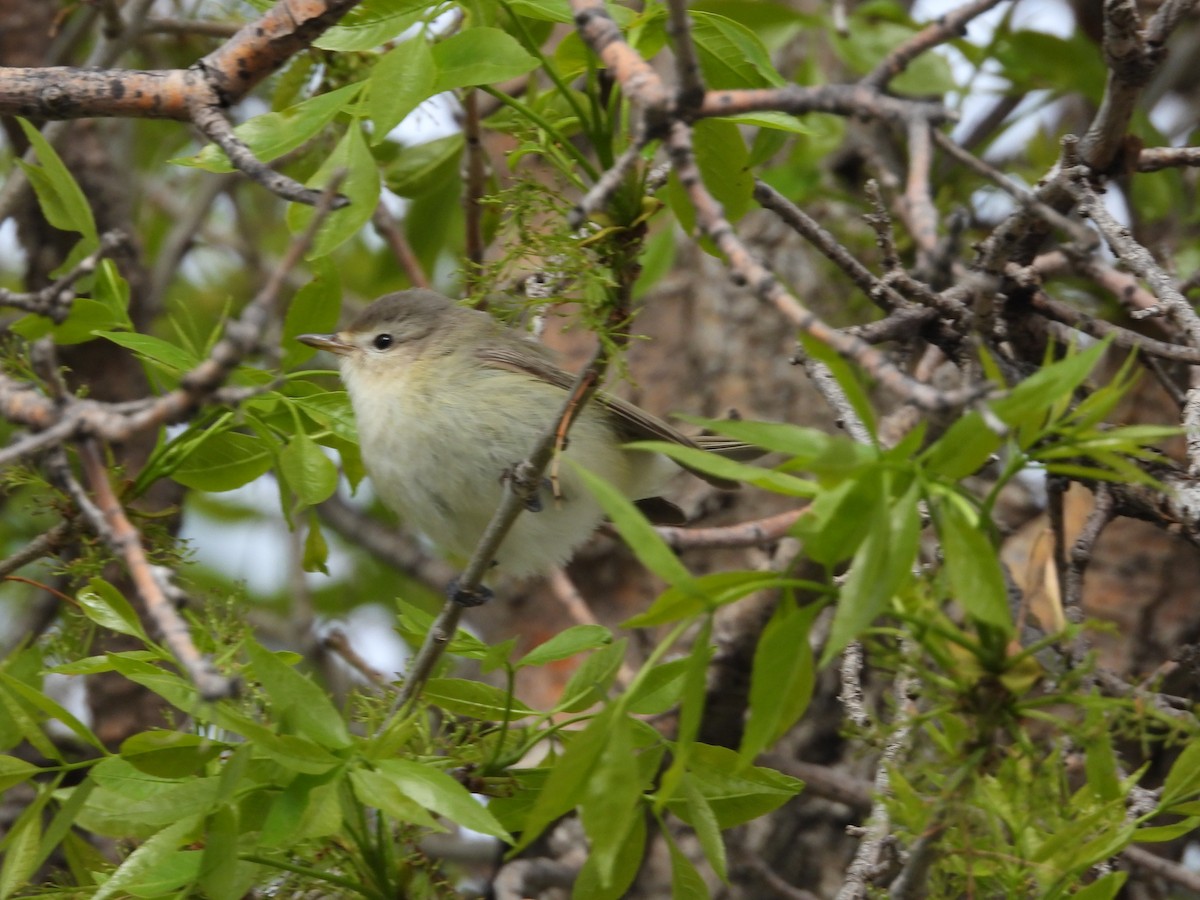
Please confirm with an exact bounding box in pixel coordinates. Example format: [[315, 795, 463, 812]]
[[298, 333, 354, 356]]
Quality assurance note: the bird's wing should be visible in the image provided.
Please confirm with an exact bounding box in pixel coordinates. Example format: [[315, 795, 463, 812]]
[[477, 345, 749, 490]]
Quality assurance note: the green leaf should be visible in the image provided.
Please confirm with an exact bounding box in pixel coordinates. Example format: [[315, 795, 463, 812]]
[[119, 732, 224, 779], [90, 817, 200, 900], [821, 476, 921, 663], [690, 11, 786, 89], [679, 416, 875, 475], [96, 331, 199, 375], [0, 673, 104, 754], [314, 0, 429, 51], [571, 462, 692, 586], [556, 639, 628, 712], [170, 430, 274, 492], [627, 571, 820, 627], [383, 133, 464, 198], [579, 716, 644, 887], [920, 410, 1002, 481], [198, 805, 240, 900], [724, 110, 813, 134], [670, 744, 803, 829], [174, 83, 364, 172], [278, 430, 339, 508], [682, 776, 726, 883], [303, 513, 330, 574], [261, 771, 344, 845], [668, 118, 753, 230], [432, 27, 539, 90], [369, 35, 437, 141], [13, 262, 134, 344], [990, 340, 1107, 431], [421, 678, 536, 720], [666, 825, 713, 898], [376, 758, 511, 841], [1070, 872, 1126, 900], [282, 260, 341, 367], [0, 676, 63, 762], [515, 709, 614, 852], [573, 809, 646, 900], [245, 640, 352, 750], [625, 658, 689, 715], [1133, 817, 1200, 842], [655, 619, 712, 808], [0, 756, 39, 792], [16, 118, 98, 243], [934, 492, 1012, 633], [627, 441, 816, 496], [517, 624, 612, 668], [0, 805, 42, 900], [506, 0, 574, 22], [740, 599, 818, 765], [287, 124, 381, 259], [77, 577, 147, 641], [795, 469, 879, 567], [1161, 739, 1200, 808], [349, 767, 442, 829]]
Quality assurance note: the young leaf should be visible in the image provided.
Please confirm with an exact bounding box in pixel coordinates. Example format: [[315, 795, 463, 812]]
[[375, 759, 511, 841], [278, 430, 339, 508], [665, 826, 713, 898], [245, 640, 352, 750], [89, 816, 200, 900], [282, 259, 342, 367], [174, 83, 364, 172], [579, 716, 644, 888], [514, 708, 614, 852], [421, 678, 536, 720], [682, 776, 727, 883], [934, 492, 1012, 634], [432, 27, 539, 90], [76, 577, 147, 641], [626, 440, 817, 496], [516, 624, 612, 669], [740, 599, 818, 765], [368, 35, 437, 141], [170, 430, 274, 493], [286, 124, 381, 259], [570, 462, 693, 586], [556, 639, 628, 712], [16, 117, 98, 244]]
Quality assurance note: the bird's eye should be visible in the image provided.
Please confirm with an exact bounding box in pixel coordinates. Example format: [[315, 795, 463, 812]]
[[372, 333, 394, 350]]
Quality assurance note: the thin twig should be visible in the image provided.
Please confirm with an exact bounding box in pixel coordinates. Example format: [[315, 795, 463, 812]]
[[323, 629, 387, 687], [76, 442, 233, 699], [0, 231, 127, 321], [1063, 484, 1114, 614], [665, 0, 704, 110], [861, 0, 1007, 89], [372, 203, 430, 289], [753, 181, 905, 313], [667, 123, 980, 412], [655, 509, 805, 551], [189, 101, 349, 209]]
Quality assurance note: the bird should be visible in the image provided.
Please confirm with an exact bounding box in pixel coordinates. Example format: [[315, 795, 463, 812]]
[[299, 289, 753, 585]]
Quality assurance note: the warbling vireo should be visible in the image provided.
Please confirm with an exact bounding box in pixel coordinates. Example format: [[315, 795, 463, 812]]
[[299, 289, 750, 579]]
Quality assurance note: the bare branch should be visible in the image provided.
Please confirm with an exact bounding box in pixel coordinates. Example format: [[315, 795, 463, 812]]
[[667, 122, 980, 412], [655, 509, 806, 551], [862, 0, 1008, 89], [0, 231, 127, 321]]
